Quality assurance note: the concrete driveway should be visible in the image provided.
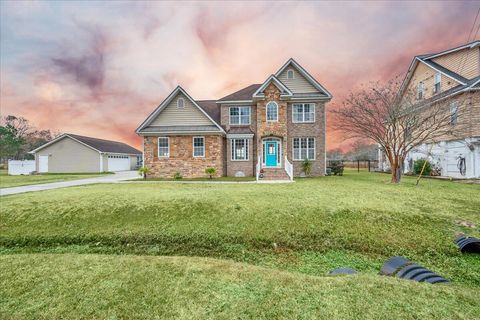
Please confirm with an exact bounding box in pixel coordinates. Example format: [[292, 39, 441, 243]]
[[0, 171, 140, 196]]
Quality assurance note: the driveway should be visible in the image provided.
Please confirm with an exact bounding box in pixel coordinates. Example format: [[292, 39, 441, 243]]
[[0, 171, 140, 196]]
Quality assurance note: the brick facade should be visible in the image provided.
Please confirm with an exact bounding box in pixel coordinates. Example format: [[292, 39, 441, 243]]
[[220, 104, 256, 177], [144, 135, 224, 178], [287, 102, 326, 176], [256, 83, 289, 170]]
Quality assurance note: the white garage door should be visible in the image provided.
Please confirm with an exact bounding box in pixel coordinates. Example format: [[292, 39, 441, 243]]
[[108, 155, 130, 171]]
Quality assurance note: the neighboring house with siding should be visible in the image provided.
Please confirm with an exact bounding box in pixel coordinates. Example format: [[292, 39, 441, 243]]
[[30, 133, 142, 173], [136, 58, 332, 180], [379, 40, 480, 178]]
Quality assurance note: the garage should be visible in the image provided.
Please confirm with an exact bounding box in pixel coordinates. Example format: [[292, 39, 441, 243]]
[[30, 133, 142, 173], [108, 155, 131, 172]]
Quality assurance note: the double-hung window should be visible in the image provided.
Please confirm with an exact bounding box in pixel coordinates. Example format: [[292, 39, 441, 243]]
[[417, 82, 424, 100], [158, 137, 169, 157], [292, 103, 315, 123], [266, 101, 278, 122], [292, 137, 315, 160], [450, 101, 459, 126], [231, 139, 249, 161], [229, 106, 250, 125], [434, 73, 441, 93], [193, 136, 205, 157]]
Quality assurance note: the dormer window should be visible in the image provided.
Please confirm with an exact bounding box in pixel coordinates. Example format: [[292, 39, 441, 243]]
[[434, 73, 441, 93], [287, 69, 294, 80], [177, 98, 184, 108], [417, 82, 424, 100]]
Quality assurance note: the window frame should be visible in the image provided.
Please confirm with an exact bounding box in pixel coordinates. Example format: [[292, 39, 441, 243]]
[[450, 101, 459, 126], [231, 138, 249, 161], [266, 101, 279, 122], [287, 69, 295, 80], [229, 106, 251, 125], [158, 137, 170, 158], [177, 97, 185, 109], [417, 81, 424, 100], [292, 137, 316, 161], [292, 103, 316, 123], [434, 73, 441, 93], [192, 136, 205, 158]]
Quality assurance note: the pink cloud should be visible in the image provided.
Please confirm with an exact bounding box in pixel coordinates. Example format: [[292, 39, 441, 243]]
[[0, 1, 476, 150]]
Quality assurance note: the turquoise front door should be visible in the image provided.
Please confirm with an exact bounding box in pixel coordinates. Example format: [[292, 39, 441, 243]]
[[265, 141, 277, 167]]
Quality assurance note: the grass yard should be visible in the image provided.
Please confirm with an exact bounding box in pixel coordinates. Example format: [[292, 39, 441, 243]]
[[1, 171, 479, 319], [0, 170, 112, 188]]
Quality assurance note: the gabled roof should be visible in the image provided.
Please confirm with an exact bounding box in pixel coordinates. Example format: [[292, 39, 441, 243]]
[[252, 75, 293, 98], [216, 58, 332, 103], [420, 59, 468, 85], [136, 86, 225, 134], [275, 58, 332, 98], [218, 84, 261, 102], [196, 100, 221, 124], [421, 40, 480, 60], [30, 133, 142, 155], [398, 41, 480, 97]]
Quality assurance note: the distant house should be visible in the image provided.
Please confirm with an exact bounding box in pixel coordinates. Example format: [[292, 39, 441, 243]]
[[136, 58, 332, 180], [381, 41, 480, 178], [29, 133, 142, 173]]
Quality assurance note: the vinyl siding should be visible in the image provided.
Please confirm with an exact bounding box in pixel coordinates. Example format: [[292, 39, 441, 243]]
[[432, 47, 480, 80], [401, 62, 459, 103], [277, 67, 320, 94], [149, 92, 214, 126], [35, 136, 100, 173]]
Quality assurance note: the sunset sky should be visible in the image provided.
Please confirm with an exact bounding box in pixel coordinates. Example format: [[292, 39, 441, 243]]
[[1, 1, 477, 150]]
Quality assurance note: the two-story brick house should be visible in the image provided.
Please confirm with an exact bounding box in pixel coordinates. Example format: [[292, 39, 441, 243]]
[[388, 41, 480, 178], [136, 58, 332, 180]]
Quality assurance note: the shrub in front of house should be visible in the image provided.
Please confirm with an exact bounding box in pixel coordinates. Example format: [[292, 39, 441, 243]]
[[138, 167, 149, 179], [301, 159, 313, 176], [205, 167, 216, 179], [414, 159, 432, 176], [173, 171, 183, 180], [330, 161, 344, 176]]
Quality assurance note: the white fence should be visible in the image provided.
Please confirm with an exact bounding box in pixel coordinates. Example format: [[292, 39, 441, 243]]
[[8, 160, 35, 175]]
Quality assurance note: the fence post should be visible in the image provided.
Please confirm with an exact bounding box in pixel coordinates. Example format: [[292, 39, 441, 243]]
[[357, 160, 360, 172], [368, 160, 371, 172]]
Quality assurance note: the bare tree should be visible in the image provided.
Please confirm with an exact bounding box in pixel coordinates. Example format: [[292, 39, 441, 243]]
[[332, 78, 466, 183]]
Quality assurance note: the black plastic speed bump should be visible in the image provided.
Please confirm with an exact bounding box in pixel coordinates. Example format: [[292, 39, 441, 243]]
[[455, 235, 480, 253], [329, 268, 357, 275], [379, 256, 410, 276]]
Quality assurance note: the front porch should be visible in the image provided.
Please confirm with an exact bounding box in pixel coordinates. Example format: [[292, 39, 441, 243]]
[[256, 137, 293, 181]]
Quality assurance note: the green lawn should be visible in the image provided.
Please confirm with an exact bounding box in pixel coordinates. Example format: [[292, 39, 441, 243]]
[[0, 170, 112, 188], [1, 254, 478, 319], [1, 171, 479, 318]]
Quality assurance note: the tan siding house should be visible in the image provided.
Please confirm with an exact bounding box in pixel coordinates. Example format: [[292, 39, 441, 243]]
[[137, 58, 332, 180], [390, 41, 480, 178], [30, 134, 142, 173]]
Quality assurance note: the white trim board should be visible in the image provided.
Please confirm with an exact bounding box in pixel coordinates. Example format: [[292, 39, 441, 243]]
[[274, 58, 332, 98], [253, 75, 293, 98], [30, 134, 101, 154], [136, 86, 225, 134]]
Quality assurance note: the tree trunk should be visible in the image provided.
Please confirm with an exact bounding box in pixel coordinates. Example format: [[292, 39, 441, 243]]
[[389, 156, 403, 184]]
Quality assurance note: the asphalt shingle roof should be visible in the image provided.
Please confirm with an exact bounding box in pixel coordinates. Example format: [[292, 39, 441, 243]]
[[68, 134, 142, 154], [196, 100, 221, 124], [218, 84, 261, 101]]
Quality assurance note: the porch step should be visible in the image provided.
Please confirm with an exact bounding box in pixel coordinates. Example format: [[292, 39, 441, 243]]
[[259, 168, 291, 180]]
